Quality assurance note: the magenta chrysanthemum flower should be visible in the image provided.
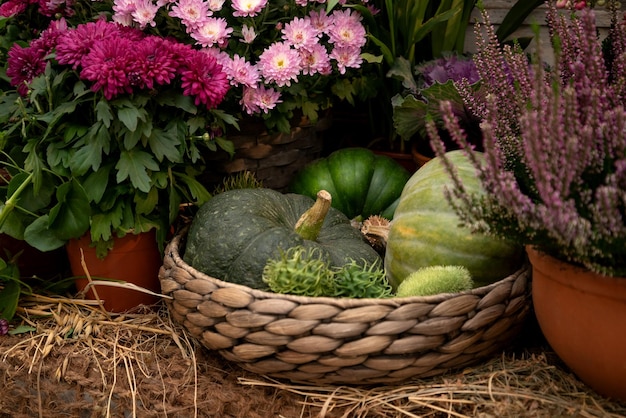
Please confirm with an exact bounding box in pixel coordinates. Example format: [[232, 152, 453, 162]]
[[170, 0, 211, 32], [6, 44, 47, 95], [133, 37, 180, 89], [231, 0, 267, 17], [190, 17, 232, 47], [328, 9, 366, 49], [180, 50, 229, 109], [282, 17, 318, 50], [80, 37, 137, 99], [56, 20, 124, 69], [258, 42, 301, 87], [0, 0, 28, 17]]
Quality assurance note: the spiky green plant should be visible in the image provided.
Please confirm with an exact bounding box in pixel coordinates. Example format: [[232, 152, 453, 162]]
[[333, 259, 393, 298], [396, 265, 473, 297]]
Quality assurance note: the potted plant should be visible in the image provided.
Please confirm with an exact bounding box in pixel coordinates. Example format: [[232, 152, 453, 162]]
[[351, 0, 477, 158], [427, 0, 626, 401]]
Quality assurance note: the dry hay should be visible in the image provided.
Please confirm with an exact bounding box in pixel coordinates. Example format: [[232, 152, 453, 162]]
[[1, 295, 625, 418]]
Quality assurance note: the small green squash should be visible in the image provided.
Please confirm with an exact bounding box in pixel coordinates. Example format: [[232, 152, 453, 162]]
[[184, 188, 381, 289], [384, 150, 523, 289], [289, 147, 410, 220]]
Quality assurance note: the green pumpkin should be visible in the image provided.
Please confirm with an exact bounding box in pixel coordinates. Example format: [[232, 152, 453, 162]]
[[184, 188, 381, 289], [289, 147, 410, 220], [384, 150, 523, 289]]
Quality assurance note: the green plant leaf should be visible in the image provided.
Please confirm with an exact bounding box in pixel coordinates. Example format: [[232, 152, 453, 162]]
[[0, 279, 20, 320], [47, 180, 91, 240], [149, 127, 182, 163], [135, 187, 158, 216], [23, 215, 67, 251], [387, 57, 418, 93], [391, 94, 428, 141], [8, 325, 37, 335], [82, 164, 111, 204], [496, 0, 544, 43], [117, 105, 141, 132], [174, 172, 211, 204], [116, 149, 160, 193]]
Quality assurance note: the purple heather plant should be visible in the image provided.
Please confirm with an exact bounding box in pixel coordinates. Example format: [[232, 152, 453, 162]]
[[428, 1, 626, 277]]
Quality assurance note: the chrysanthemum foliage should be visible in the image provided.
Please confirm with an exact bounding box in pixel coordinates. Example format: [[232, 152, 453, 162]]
[[428, 1, 626, 277]]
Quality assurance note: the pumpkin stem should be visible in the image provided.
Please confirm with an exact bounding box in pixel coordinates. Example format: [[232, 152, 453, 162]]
[[295, 190, 332, 241], [361, 215, 391, 253]]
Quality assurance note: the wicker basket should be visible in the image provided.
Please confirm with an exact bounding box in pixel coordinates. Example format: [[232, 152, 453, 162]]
[[201, 115, 331, 192], [159, 228, 532, 385]]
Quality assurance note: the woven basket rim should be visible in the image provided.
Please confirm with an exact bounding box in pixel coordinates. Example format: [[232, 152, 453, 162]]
[[167, 226, 529, 307]]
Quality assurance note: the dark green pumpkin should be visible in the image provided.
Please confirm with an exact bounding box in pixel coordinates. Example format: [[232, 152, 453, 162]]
[[184, 188, 381, 289], [384, 150, 523, 289], [289, 148, 410, 220]]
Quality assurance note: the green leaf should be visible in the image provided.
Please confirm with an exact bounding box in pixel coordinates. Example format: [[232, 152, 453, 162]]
[[0, 280, 20, 320], [174, 172, 211, 205], [135, 188, 158, 216], [496, 0, 544, 43], [117, 105, 141, 132], [70, 136, 104, 175], [149, 127, 182, 163], [24, 215, 67, 251], [8, 325, 37, 335], [116, 149, 160, 193], [391, 94, 429, 141], [47, 179, 91, 240], [82, 164, 111, 204], [215, 137, 235, 156], [387, 57, 418, 93], [95, 99, 114, 129]]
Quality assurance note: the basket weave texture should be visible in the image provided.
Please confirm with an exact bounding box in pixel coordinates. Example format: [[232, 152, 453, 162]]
[[160, 228, 532, 385], [201, 116, 329, 191]]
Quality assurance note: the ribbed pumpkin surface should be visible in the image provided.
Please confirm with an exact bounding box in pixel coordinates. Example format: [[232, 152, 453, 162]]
[[384, 151, 523, 288], [184, 188, 381, 289]]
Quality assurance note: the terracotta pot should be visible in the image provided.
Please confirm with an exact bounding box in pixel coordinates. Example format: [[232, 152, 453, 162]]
[[66, 230, 163, 313], [527, 246, 626, 402], [371, 149, 418, 173], [411, 143, 433, 169]]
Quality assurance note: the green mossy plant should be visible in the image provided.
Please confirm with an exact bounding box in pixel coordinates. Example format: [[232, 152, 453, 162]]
[[396, 265, 473, 297]]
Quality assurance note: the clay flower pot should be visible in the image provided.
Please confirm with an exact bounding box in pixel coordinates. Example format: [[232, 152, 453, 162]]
[[66, 230, 163, 313], [527, 246, 626, 402]]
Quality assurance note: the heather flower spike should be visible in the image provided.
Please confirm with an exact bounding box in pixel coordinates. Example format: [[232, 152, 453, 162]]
[[429, 0, 626, 276]]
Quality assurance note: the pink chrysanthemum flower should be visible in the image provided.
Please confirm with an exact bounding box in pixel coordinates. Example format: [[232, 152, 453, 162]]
[[6, 44, 47, 96], [240, 85, 281, 114], [112, 0, 135, 26], [231, 0, 267, 17], [190, 17, 232, 47], [129, 0, 160, 29], [282, 17, 318, 50], [258, 42, 301, 87], [80, 37, 137, 99], [300, 43, 331, 76], [329, 45, 362, 74], [56, 19, 125, 69], [207, 0, 224, 11], [240, 24, 256, 44], [180, 50, 230, 109], [133, 37, 180, 89], [225, 55, 260, 87], [328, 9, 366, 48], [306, 10, 332, 33], [169, 0, 211, 32], [37, 0, 75, 17]]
